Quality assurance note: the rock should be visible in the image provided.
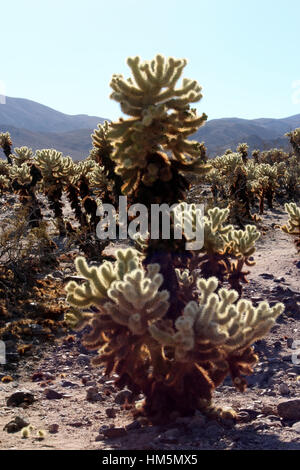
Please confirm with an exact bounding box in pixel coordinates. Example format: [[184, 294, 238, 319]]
[[102, 427, 127, 438], [279, 383, 290, 396], [6, 389, 35, 407], [77, 354, 90, 366], [48, 423, 59, 434], [85, 381, 97, 387], [292, 422, 300, 433], [259, 273, 274, 280], [114, 388, 133, 405], [3, 416, 30, 433], [86, 386, 103, 402], [277, 399, 300, 420], [45, 389, 64, 400], [125, 420, 141, 431], [60, 380, 77, 388], [236, 411, 251, 423], [261, 405, 276, 416], [105, 408, 117, 418]]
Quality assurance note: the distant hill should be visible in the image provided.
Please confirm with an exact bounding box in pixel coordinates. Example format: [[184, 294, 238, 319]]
[[194, 114, 300, 155], [0, 96, 299, 161]]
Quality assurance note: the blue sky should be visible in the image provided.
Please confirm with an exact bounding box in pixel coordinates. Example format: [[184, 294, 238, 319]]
[[1, 0, 300, 121]]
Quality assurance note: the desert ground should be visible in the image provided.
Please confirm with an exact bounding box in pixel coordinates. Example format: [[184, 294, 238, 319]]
[[0, 192, 299, 451]]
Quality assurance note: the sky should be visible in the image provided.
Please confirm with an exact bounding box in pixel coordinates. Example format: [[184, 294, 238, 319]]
[[1, 0, 300, 122]]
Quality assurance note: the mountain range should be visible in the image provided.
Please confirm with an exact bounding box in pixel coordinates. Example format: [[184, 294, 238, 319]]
[[0, 97, 299, 161]]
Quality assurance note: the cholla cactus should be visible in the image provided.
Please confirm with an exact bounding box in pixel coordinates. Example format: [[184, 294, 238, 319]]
[[34, 150, 74, 235], [252, 149, 260, 164], [0, 159, 10, 176], [66, 248, 284, 422], [236, 143, 249, 163], [259, 148, 289, 165], [255, 163, 280, 212], [0, 132, 13, 164], [286, 128, 300, 159], [65, 54, 283, 424], [108, 54, 210, 197], [282, 202, 300, 252], [9, 163, 31, 185], [174, 206, 260, 294], [35, 149, 74, 184], [150, 276, 283, 361], [0, 174, 10, 193], [12, 147, 33, 166], [90, 121, 123, 203]]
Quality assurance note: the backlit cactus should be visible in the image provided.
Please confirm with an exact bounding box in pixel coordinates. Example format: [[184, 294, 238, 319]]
[[108, 54, 210, 196], [282, 202, 300, 252]]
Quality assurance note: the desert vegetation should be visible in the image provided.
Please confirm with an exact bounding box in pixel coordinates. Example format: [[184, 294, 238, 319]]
[[0, 55, 299, 450]]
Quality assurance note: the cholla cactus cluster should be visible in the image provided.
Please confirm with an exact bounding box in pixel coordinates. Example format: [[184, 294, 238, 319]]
[[0, 54, 293, 424], [282, 202, 300, 252], [206, 142, 300, 220]]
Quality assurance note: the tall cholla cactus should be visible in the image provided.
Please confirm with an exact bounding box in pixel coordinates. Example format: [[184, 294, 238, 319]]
[[90, 121, 122, 203], [282, 202, 300, 252], [108, 55, 210, 200], [65, 54, 284, 423], [35, 149, 74, 235], [236, 143, 249, 163], [0, 132, 13, 164], [66, 248, 284, 422]]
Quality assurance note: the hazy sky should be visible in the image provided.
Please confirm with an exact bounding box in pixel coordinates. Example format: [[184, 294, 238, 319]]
[[1, 0, 300, 121]]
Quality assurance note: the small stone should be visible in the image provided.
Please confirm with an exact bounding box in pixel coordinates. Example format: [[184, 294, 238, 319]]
[[78, 354, 90, 366], [3, 416, 30, 433], [105, 408, 117, 418], [279, 383, 290, 396], [102, 427, 127, 438], [45, 389, 64, 400], [114, 389, 133, 405], [48, 423, 59, 434], [6, 389, 35, 407], [86, 386, 103, 402], [60, 381, 77, 388], [292, 422, 300, 433], [259, 273, 274, 280], [277, 399, 300, 420]]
